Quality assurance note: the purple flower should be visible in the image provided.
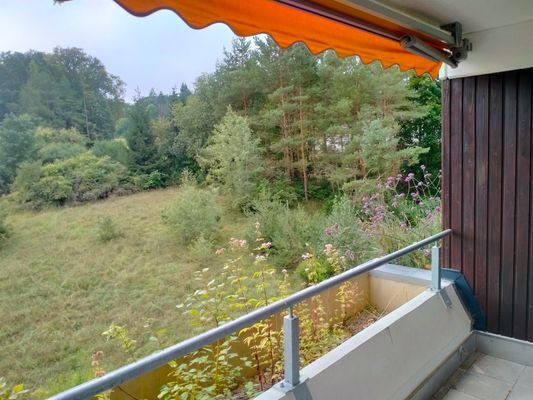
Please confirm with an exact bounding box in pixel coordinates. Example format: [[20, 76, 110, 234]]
[[404, 173, 415, 183], [420, 165, 426, 171]]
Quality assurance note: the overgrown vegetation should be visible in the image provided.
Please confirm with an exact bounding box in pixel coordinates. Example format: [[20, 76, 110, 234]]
[[163, 175, 223, 245], [0, 37, 443, 398]]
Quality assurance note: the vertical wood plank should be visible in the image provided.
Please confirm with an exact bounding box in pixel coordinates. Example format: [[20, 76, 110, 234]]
[[450, 79, 463, 272], [513, 70, 531, 340], [487, 74, 503, 334], [500, 70, 518, 338], [475, 75, 489, 314], [442, 80, 451, 268], [463, 77, 476, 287], [528, 77, 533, 341]]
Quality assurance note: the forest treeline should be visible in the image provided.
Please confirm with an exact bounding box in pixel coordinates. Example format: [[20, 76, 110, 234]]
[[0, 37, 441, 208]]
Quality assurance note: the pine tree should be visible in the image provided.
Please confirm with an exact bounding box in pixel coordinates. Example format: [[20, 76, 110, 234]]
[[126, 102, 159, 174]]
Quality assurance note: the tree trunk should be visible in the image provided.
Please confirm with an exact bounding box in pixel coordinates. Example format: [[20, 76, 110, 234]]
[[299, 86, 308, 201]]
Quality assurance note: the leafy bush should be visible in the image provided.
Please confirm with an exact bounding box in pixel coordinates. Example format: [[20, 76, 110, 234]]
[[91, 139, 130, 166], [0, 209, 10, 246], [35, 127, 87, 163], [322, 196, 373, 264], [37, 142, 87, 164], [256, 178, 298, 207], [96, 217, 123, 243], [10, 161, 42, 206], [12, 153, 128, 207], [131, 170, 167, 190], [163, 178, 222, 245], [249, 198, 324, 268], [0, 377, 28, 400]]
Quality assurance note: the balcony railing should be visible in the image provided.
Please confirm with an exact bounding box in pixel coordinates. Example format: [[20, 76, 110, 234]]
[[49, 229, 452, 400]]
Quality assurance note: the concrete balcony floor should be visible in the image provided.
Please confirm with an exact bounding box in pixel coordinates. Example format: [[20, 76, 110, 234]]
[[436, 353, 533, 400]]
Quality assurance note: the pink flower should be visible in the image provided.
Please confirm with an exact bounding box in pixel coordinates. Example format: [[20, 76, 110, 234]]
[[325, 223, 339, 236], [324, 244, 334, 255], [301, 252, 313, 260], [345, 250, 355, 261], [404, 173, 415, 183]]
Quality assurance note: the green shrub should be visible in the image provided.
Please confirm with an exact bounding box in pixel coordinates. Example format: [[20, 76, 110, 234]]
[[37, 142, 86, 164], [0, 377, 28, 400], [11, 161, 42, 206], [0, 209, 10, 245], [256, 178, 298, 206], [296, 257, 335, 284], [163, 179, 222, 245], [249, 198, 324, 268], [96, 217, 123, 243], [131, 170, 166, 190], [12, 153, 128, 207], [35, 127, 88, 163], [91, 139, 131, 166], [322, 196, 373, 264]]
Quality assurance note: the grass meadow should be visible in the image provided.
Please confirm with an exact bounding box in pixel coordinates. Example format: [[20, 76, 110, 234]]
[[0, 188, 249, 397]]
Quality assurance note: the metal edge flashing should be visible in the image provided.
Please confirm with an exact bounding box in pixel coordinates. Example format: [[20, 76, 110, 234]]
[[442, 269, 486, 331], [475, 331, 533, 366]]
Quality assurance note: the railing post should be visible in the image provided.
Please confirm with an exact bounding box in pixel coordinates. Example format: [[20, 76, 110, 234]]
[[431, 245, 441, 291], [283, 307, 300, 387]]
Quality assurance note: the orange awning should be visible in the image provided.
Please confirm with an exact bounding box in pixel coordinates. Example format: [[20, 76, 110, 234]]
[[113, 0, 445, 78]]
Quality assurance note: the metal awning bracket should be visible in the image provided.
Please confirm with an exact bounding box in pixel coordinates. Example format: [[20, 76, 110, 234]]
[[441, 22, 472, 63]]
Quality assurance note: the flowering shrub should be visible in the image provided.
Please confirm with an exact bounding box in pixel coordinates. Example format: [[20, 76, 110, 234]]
[[360, 167, 441, 267], [248, 198, 324, 268], [296, 243, 345, 284], [138, 225, 366, 398]]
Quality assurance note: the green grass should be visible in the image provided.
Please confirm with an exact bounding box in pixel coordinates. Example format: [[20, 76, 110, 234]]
[[0, 188, 250, 398]]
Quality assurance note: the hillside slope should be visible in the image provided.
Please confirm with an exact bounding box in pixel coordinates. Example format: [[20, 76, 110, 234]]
[[0, 188, 247, 397]]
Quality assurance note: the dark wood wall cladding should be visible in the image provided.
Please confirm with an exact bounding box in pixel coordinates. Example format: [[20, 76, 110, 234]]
[[442, 68, 533, 341]]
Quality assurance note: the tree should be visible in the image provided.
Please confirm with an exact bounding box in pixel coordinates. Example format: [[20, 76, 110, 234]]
[[178, 83, 192, 104], [0, 48, 125, 140], [399, 75, 441, 176], [0, 51, 32, 119], [168, 95, 217, 166], [198, 109, 264, 210], [126, 102, 160, 174], [0, 114, 37, 193]]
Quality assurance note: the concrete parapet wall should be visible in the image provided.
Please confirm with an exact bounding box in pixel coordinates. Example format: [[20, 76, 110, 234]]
[[255, 284, 472, 400]]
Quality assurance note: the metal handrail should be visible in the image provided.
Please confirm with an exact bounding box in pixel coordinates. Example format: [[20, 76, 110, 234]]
[[49, 229, 452, 400]]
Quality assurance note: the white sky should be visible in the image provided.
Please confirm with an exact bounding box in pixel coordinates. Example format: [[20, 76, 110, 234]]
[[0, 0, 237, 100]]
